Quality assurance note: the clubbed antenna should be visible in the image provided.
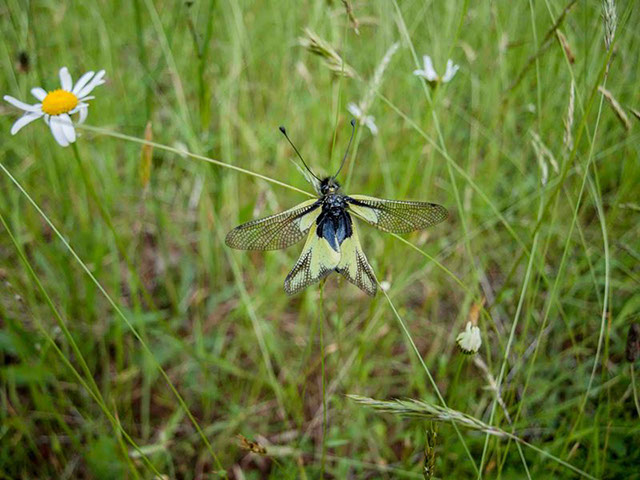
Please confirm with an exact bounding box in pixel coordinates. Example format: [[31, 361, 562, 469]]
[[334, 119, 356, 178], [279, 126, 320, 181]]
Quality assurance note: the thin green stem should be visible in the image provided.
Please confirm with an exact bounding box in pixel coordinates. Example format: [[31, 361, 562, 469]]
[[222, 228, 288, 420], [0, 161, 227, 476], [477, 199, 542, 478], [329, 16, 349, 170], [71, 143, 156, 309], [0, 210, 161, 478], [132, 0, 152, 120], [380, 286, 479, 474], [319, 281, 328, 478], [76, 123, 314, 197]]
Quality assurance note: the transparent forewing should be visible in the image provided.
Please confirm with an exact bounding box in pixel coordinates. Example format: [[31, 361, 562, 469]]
[[336, 222, 377, 296], [284, 223, 341, 295], [347, 194, 448, 234], [225, 199, 321, 251]]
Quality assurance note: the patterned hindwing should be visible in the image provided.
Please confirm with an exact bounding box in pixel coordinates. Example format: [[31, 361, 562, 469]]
[[284, 223, 341, 295], [225, 199, 321, 251], [346, 194, 448, 234], [336, 222, 377, 296]]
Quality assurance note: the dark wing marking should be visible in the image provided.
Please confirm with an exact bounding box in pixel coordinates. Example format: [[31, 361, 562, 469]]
[[226, 199, 321, 251], [336, 222, 377, 296], [346, 194, 448, 234]]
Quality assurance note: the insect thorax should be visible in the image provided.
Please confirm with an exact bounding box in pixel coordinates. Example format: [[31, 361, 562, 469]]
[[322, 193, 347, 211], [316, 193, 352, 251]]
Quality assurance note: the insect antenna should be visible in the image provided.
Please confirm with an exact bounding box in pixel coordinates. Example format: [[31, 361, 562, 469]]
[[334, 119, 356, 178], [279, 126, 320, 181]]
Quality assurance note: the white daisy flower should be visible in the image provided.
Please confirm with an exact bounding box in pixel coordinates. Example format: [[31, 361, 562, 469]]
[[413, 55, 459, 84], [456, 321, 482, 355], [4, 67, 105, 147], [347, 102, 378, 135]]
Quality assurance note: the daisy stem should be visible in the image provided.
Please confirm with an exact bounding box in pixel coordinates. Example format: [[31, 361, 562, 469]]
[[70, 143, 156, 310]]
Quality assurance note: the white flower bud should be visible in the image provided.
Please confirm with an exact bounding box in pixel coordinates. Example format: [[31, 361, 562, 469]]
[[456, 321, 482, 355]]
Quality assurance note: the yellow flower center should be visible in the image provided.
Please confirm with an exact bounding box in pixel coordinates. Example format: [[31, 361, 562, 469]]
[[41, 89, 78, 116]]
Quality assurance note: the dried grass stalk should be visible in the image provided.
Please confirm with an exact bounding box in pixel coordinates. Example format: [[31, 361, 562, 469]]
[[599, 85, 631, 130], [341, 0, 360, 35], [557, 31, 575, 64]]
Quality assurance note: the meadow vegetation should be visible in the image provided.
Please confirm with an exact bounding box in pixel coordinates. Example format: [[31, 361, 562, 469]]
[[1, 0, 639, 478]]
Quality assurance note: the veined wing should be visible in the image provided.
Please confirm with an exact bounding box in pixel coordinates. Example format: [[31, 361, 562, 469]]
[[336, 222, 377, 296], [284, 223, 341, 295], [226, 199, 321, 250], [346, 194, 447, 234]]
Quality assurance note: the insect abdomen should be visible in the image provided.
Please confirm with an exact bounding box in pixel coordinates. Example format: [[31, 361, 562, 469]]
[[316, 206, 353, 253]]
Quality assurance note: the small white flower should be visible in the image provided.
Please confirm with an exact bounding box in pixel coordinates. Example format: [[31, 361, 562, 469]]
[[456, 321, 482, 355], [4, 66, 105, 147], [379, 280, 391, 292], [347, 102, 378, 135], [413, 55, 459, 84]]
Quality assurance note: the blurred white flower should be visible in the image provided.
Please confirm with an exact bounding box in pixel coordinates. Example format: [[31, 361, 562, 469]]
[[4, 66, 105, 147], [347, 102, 378, 135], [456, 321, 482, 355], [379, 280, 391, 292], [413, 55, 459, 84]]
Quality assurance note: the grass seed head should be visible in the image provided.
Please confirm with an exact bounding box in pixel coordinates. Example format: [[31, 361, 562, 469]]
[[602, 0, 617, 51], [564, 81, 575, 151], [299, 28, 358, 78]]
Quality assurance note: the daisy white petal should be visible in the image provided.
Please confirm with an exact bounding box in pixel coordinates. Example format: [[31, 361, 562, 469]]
[[59, 67, 73, 91], [422, 55, 438, 81], [77, 105, 89, 124], [4, 95, 41, 112], [347, 102, 362, 117], [76, 70, 106, 98], [365, 117, 378, 135], [10, 112, 43, 135], [55, 113, 76, 143], [31, 87, 47, 101], [49, 117, 70, 147], [71, 71, 95, 95], [442, 60, 459, 83], [456, 322, 482, 355]]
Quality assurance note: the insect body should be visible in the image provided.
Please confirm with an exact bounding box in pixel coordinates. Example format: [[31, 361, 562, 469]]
[[225, 121, 448, 296]]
